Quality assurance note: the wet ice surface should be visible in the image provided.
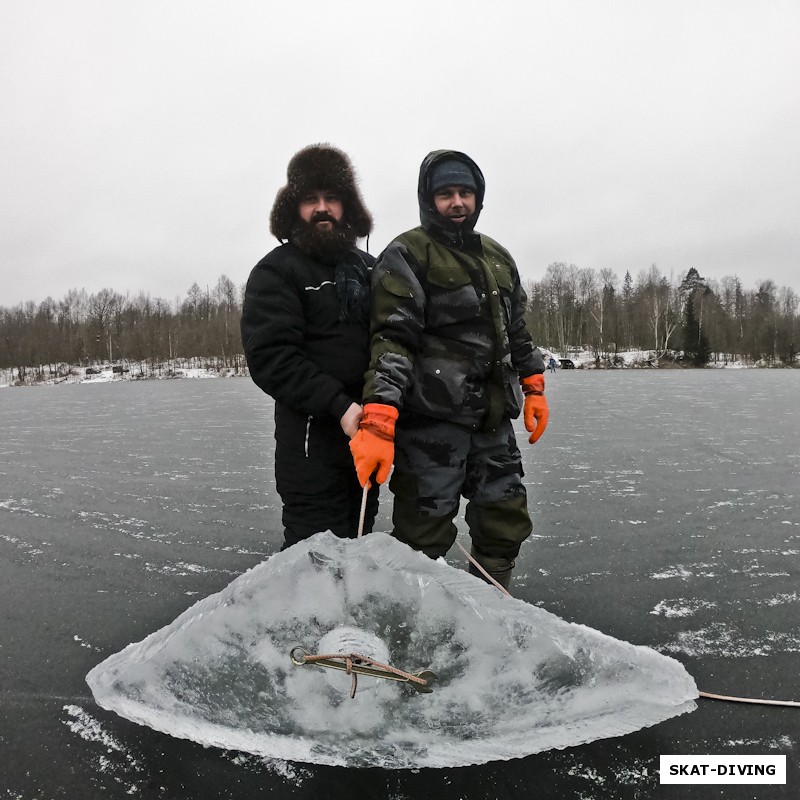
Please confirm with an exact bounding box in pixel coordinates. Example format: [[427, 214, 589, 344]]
[[86, 532, 697, 768], [1, 372, 798, 796], [0, 381, 277, 572], [526, 371, 800, 666]]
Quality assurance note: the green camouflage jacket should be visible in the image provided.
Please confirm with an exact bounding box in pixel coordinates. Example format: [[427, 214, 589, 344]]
[[364, 150, 543, 431]]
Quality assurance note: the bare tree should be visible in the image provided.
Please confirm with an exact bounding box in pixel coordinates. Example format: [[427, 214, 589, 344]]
[[2, 268, 798, 374]]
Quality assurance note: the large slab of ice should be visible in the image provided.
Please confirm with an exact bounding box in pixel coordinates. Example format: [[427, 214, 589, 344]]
[[87, 532, 697, 768]]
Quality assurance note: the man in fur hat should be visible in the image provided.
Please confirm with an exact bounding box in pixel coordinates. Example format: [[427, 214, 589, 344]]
[[241, 144, 379, 550], [349, 149, 549, 590]]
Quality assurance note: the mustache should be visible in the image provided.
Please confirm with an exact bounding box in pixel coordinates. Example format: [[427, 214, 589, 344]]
[[310, 212, 338, 225]]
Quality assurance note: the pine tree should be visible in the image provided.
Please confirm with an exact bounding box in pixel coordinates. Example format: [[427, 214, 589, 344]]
[[683, 294, 711, 366]]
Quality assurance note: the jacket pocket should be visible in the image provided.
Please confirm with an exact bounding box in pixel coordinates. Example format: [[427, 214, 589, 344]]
[[379, 268, 415, 298], [406, 337, 485, 425], [502, 363, 524, 419], [491, 260, 514, 292], [275, 403, 314, 458], [426, 262, 480, 326], [427, 260, 472, 289], [486, 259, 515, 327]]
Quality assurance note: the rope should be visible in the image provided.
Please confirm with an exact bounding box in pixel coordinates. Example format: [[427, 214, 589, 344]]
[[455, 541, 511, 596], [698, 691, 800, 708], [456, 542, 798, 708], [357, 484, 369, 538]]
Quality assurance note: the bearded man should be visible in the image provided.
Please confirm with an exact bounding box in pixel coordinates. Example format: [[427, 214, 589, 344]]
[[242, 144, 379, 550]]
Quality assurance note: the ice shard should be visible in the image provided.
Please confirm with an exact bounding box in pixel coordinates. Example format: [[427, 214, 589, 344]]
[[87, 532, 697, 768]]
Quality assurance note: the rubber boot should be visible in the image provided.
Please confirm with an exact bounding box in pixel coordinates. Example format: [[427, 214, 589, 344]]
[[468, 548, 514, 592]]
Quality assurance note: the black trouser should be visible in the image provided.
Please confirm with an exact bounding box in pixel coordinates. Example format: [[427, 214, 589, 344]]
[[274, 403, 379, 549]]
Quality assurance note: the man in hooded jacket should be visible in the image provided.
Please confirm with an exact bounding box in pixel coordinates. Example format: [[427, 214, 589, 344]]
[[349, 149, 549, 590], [241, 144, 379, 550]]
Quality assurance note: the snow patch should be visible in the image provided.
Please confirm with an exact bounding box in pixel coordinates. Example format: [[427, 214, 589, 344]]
[[660, 623, 800, 657], [650, 599, 716, 618], [651, 566, 693, 580], [62, 706, 139, 766], [62, 706, 143, 793]]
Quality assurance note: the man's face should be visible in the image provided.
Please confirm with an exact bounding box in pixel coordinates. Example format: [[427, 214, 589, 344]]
[[433, 186, 476, 226], [298, 190, 344, 231]]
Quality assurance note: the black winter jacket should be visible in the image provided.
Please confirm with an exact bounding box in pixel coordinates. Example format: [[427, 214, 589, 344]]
[[241, 243, 375, 421]]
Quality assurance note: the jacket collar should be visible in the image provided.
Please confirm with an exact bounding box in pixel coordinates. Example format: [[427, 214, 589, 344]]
[[425, 221, 483, 253]]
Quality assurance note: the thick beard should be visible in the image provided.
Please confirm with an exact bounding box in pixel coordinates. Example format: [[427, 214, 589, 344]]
[[290, 217, 357, 262]]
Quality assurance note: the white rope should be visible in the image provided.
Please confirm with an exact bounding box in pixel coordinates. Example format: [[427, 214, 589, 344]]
[[698, 691, 800, 708], [455, 541, 510, 596], [357, 484, 369, 538]]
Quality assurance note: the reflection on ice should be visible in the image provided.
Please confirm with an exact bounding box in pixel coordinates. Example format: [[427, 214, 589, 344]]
[[87, 532, 697, 768]]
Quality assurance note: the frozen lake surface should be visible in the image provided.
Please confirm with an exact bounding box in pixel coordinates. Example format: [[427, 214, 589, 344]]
[[1, 371, 798, 798]]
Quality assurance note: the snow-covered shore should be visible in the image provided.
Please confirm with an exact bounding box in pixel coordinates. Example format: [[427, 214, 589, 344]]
[[0, 359, 245, 388], [0, 349, 776, 389], [541, 348, 756, 370]]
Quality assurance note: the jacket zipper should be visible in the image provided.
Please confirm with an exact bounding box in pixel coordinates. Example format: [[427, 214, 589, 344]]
[[304, 416, 312, 457]]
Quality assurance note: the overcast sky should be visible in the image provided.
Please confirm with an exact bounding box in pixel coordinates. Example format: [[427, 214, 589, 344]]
[[2, 0, 798, 308]]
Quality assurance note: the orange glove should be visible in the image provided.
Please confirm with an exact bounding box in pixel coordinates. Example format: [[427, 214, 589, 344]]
[[349, 403, 399, 487], [521, 374, 549, 444]]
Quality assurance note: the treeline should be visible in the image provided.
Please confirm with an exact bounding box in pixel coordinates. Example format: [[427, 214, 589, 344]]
[[524, 264, 798, 366], [0, 276, 245, 371], [1, 266, 798, 372]]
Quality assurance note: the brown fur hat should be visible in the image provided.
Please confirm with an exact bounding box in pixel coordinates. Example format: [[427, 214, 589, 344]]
[[269, 144, 373, 241]]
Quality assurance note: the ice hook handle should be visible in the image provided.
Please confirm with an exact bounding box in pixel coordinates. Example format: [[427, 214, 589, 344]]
[[290, 646, 437, 694]]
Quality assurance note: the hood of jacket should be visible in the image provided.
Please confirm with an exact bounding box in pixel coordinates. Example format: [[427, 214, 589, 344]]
[[417, 150, 485, 241]]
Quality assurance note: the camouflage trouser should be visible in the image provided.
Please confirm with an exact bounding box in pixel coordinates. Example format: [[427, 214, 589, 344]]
[[389, 414, 532, 570]]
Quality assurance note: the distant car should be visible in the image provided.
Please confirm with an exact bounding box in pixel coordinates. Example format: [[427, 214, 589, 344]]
[[559, 359, 576, 369]]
